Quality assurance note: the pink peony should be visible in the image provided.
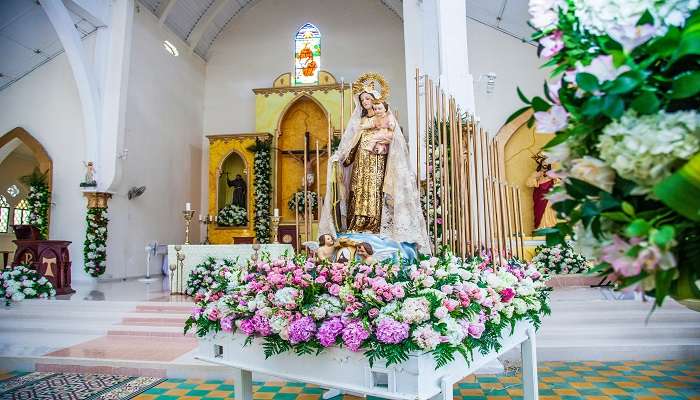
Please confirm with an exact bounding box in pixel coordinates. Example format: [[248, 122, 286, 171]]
[[468, 323, 485, 339], [499, 288, 516, 303]]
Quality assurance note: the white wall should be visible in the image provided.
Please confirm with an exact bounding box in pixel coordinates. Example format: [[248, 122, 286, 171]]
[[0, 41, 90, 280], [203, 0, 407, 134], [466, 20, 547, 136], [105, 5, 205, 279]]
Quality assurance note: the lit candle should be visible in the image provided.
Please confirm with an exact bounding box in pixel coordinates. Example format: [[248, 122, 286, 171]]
[[185, 202, 191, 211], [274, 208, 279, 217]]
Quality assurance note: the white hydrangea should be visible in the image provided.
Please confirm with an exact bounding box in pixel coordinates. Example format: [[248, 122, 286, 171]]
[[273, 287, 298, 307], [513, 298, 528, 315], [441, 316, 466, 345], [412, 324, 442, 350], [573, 0, 697, 42], [598, 110, 699, 194], [399, 297, 431, 324]]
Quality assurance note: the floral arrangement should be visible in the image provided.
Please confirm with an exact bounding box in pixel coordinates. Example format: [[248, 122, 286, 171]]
[[19, 168, 50, 239], [249, 138, 272, 243], [0, 263, 56, 305], [532, 242, 589, 275], [185, 257, 238, 297], [84, 207, 108, 277], [217, 204, 248, 227], [510, 0, 699, 305], [185, 251, 550, 368], [288, 191, 318, 214]]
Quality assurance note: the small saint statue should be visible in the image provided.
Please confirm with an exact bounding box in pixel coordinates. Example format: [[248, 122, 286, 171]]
[[80, 161, 97, 188], [227, 174, 247, 208], [356, 242, 375, 264], [316, 234, 340, 262]]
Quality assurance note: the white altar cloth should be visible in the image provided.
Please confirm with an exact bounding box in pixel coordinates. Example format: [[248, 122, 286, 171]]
[[197, 321, 538, 400], [167, 244, 294, 294]]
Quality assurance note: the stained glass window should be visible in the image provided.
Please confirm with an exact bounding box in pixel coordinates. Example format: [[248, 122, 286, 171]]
[[0, 196, 8, 233], [294, 23, 321, 86], [13, 198, 30, 225]]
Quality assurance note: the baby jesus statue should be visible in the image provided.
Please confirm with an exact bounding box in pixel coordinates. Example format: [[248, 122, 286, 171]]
[[361, 101, 394, 154]]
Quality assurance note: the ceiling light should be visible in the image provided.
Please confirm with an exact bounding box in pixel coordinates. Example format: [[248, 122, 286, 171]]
[[163, 40, 178, 56]]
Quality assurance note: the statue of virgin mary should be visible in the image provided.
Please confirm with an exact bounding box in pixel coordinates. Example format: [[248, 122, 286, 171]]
[[319, 73, 430, 254]]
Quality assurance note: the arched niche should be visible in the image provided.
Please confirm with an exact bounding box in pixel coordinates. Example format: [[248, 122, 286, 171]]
[[274, 94, 330, 222], [0, 127, 53, 242], [494, 111, 553, 238], [217, 150, 249, 219]]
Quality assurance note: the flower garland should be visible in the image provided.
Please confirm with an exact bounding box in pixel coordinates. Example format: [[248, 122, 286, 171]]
[[250, 138, 272, 243], [185, 257, 238, 297], [288, 191, 318, 214], [217, 204, 248, 227], [84, 207, 108, 277], [511, 1, 700, 305], [19, 168, 50, 239], [0, 263, 56, 305], [532, 242, 589, 275], [185, 250, 550, 368]]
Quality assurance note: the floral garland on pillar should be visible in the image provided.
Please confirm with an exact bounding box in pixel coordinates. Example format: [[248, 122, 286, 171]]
[[250, 138, 272, 243], [20, 168, 50, 239], [511, 1, 700, 305], [83, 193, 111, 277]]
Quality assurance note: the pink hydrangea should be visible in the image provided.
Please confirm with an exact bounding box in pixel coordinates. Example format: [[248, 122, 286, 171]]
[[341, 319, 371, 351], [220, 315, 234, 332], [375, 318, 410, 344], [317, 317, 344, 347], [288, 316, 317, 344], [240, 319, 256, 335], [252, 314, 272, 336]]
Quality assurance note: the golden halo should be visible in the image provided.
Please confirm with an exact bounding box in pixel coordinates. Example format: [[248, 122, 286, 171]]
[[353, 72, 390, 102]]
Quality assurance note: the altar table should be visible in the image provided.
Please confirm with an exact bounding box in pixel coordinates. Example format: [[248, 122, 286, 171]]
[[197, 321, 539, 400], [167, 244, 294, 294]]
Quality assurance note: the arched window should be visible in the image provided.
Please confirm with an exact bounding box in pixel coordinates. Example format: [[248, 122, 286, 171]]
[[0, 196, 9, 233], [13, 198, 30, 226], [294, 23, 321, 86]]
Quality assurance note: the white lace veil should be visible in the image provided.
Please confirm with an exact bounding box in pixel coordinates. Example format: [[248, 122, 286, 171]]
[[318, 92, 431, 254]]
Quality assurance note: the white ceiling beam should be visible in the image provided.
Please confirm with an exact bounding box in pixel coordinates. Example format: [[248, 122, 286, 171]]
[[157, 0, 176, 25], [62, 0, 108, 26], [188, 0, 232, 50]]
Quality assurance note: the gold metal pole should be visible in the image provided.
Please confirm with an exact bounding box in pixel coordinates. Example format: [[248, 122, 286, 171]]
[[490, 141, 504, 266], [450, 99, 459, 255], [508, 185, 520, 259], [440, 91, 449, 248], [415, 67, 421, 189], [328, 113, 332, 155], [295, 196, 300, 252], [430, 80, 438, 250], [340, 79, 345, 136], [494, 142, 509, 261], [316, 140, 321, 220], [481, 129, 495, 262], [460, 112, 471, 256], [515, 186, 526, 260], [470, 120, 481, 253], [304, 134, 309, 246], [424, 75, 430, 235]]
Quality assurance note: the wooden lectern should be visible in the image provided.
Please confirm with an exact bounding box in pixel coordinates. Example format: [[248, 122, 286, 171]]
[[11, 225, 74, 295]]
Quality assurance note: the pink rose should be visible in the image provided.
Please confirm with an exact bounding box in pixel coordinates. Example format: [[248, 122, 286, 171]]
[[315, 276, 327, 284], [499, 288, 516, 303], [329, 284, 341, 296], [468, 323, 485, 339], [368, 308, 379, 318]]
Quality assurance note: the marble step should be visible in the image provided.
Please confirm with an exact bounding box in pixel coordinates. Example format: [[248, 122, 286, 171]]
[[537, 323, 700, 340]]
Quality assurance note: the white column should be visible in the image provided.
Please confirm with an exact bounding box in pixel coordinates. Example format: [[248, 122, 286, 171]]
[[436, 0, 475, 113], [100, 0, 134, 192]]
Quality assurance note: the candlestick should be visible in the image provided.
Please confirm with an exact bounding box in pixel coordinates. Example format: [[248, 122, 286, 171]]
[[271, 215, 281, 244], [182, 209, 195, 245], [199, 214, 215, 245]]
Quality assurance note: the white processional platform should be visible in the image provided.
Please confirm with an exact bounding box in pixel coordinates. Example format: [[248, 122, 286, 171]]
[[196, 321, 539, 400]]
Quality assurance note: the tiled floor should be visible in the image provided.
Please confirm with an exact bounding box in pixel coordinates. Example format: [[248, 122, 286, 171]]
[[128, 360, 700, 400]]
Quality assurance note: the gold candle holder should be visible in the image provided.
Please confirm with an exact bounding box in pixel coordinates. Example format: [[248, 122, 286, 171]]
[[271, 215, 281, 243], [182, 210, 195, 245], [199, 214, 216, 244]]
